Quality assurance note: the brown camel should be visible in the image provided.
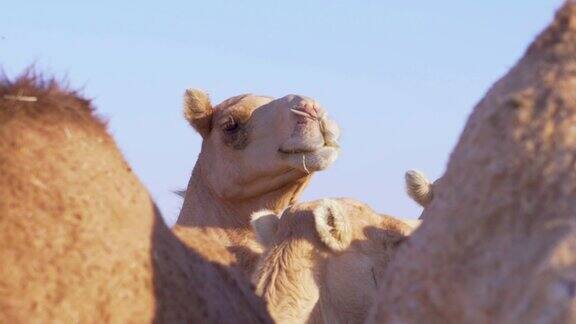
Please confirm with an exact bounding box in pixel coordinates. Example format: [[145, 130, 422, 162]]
[[368, 2, 576, 323], [0, 75, 271, 323], [176, 89, 340, 274], [250, 198, 413, 323]]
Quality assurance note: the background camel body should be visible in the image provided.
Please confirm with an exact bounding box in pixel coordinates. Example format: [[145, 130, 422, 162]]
[[369, 2, 576, 323], [251, 198, 412, 324], [0, 76, 271, 323], [176, 89, 340, 274]]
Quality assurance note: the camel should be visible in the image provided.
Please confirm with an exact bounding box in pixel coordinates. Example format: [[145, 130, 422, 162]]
[[175, 89, 340, 274], [250, 198, 413, 324], [368, 2, 576, 323], [0, 74, 271, 323]]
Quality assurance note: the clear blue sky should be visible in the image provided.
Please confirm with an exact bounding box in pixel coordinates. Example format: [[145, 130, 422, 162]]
[[2, 1, 564, 225]]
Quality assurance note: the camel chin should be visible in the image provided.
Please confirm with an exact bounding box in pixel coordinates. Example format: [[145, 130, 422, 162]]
[[279, 145, 340, 173]]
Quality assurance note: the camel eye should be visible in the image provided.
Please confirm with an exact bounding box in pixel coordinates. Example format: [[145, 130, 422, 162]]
[[222, 116, 239, 132]]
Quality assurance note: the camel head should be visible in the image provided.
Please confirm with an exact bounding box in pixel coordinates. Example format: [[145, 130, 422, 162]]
[[250, 198, 413, 324], [184, 89, 340, 201]]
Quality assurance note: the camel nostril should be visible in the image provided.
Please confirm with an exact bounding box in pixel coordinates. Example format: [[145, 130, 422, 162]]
[[290, 100, 324, 120], [304, 103, 320, 119], [290, 107, 317, 121]]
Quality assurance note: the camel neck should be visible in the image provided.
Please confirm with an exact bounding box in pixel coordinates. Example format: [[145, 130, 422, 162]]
[[176, 165, 310, 230], [254, 240, 321, 323]]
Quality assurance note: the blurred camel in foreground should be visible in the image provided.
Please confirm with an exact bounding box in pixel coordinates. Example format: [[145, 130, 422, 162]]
[[369, 2, 576, 323], [0, 75, 271, 323]]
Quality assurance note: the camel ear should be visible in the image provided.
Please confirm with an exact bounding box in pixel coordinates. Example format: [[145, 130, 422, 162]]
[[251, 209, 280, 248], [314, 199, 352, 251], [184, 88, 213, 138], [405, 169, 433, 208]]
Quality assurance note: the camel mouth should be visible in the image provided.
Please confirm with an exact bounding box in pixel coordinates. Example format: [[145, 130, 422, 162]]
[[279, 116, 340, 155], [278, 142, 340, 155], [277, 143, 340, 174], [278, 147, 318, 155], [277, 112, 340, 172]]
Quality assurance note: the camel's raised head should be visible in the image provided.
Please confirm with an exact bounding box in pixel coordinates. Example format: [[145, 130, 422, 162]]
[[251, 198, 412, 323], [184, 89, 340, 200]]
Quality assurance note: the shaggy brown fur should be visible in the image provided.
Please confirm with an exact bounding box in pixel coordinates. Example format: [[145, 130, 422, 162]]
[[0, 74, 271, 323], [368, 2, 576, 323]]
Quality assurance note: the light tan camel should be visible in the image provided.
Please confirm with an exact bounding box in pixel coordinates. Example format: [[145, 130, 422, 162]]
[[368, 2, 576, 323], [176, 89, 340, 274], [250, 198, 413, 323], [0, 75, 271, 323]]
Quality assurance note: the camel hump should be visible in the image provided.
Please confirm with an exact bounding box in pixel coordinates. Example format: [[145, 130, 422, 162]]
[[405, 170, 433, 207]]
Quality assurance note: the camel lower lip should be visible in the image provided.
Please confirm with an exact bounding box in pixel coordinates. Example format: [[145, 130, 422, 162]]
[[278, 145, 338, 155], [278, 148, 317, 154]]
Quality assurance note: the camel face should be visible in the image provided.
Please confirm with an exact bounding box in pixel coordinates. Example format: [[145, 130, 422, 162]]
[[251, 198, 412, 323], [184, 90, 340, 200]]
